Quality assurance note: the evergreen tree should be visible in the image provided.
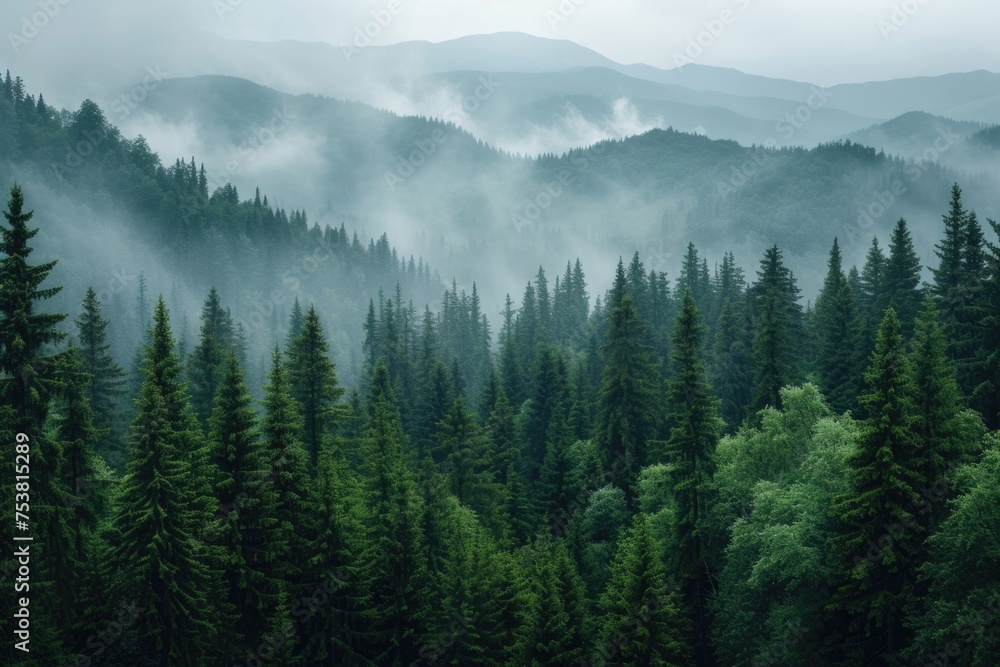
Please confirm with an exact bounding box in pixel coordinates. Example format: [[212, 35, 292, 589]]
[[815, 239, 862, 413], [524, 347, 568, 487], [828, 308, 924, 665], [299, 447, 369, 665], [260, 347, 314, 588], [930, 184, 969, 324], [524, 538, 590, 666], [859, 236, 887, 356], [970, 218, 1000, 429], [111, 297, 217, 666], [594, 293, 662, 500], [665, 289, 721, 666], [750, 245, 802, 412], [207, 355, 280, 663], [596, 517, 690, 666], [0, 184, 76, 663], [187, 287, 235, 424], [882, 219, 923, 338], [286, 305, 345, 469], [360, 360, 426, 665], [711, 296, 752, 429], [909, 301, 982, 529], [75, 286, 126, 464]]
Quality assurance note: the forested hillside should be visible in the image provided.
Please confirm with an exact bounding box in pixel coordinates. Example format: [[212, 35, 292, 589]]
[[109, 74, 1000, 297], [3, 112, 1000, 666], [0, 71, 443, 387]]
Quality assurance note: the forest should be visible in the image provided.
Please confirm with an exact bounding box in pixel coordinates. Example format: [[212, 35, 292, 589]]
[[2, 71, 1000, 667]]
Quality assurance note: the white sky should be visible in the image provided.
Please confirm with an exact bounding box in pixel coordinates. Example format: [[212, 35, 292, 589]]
[[1, 0, 998, 84]]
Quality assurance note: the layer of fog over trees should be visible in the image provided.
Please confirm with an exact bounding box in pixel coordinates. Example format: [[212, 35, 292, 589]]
[[3, 21, 1000, 666], [3, 31, 1000, 386]]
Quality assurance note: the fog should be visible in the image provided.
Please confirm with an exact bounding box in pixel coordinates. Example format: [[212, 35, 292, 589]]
[[2, 0, 999, 368]]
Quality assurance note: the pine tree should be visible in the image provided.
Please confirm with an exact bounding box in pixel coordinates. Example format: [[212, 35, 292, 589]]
[[711, 296, 752, 429], [208, 355, 280, 663], [187, 287, 235, 424], [750, 245, 802, 412], [930, 184, 968, 325], [882, 219, 923, 338], [909, 301, 982, 529], [285, 297, 305, 350], [260, 347, 315, 588], [0, 184, 76, 663], [524, 347, 568, 487], [815, 239, 862, 414], [75, 287, 126, 464], [970, 218, 1000, 429], [415, 359, 454, 462], [498, 294, 526, 407], [828, 308, 924, 665], [664, 289, 721, 666], [594, 293, 662, 500], [286, 305, 345, 469], [361, 360, 426, 665], [524, 538, 590, 666], [859, 236, 887, 357], [111, 297, 217, 666], [299, 447, 369, 665], [595, 517, 690, 666]]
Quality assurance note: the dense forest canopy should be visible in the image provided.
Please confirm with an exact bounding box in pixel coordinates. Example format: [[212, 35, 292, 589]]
[[2, 68, 1000, 667]]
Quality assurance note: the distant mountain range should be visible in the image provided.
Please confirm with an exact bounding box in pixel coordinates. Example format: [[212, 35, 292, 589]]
[[12, 31, 1000, 154], [111, 74, 1000, 300]]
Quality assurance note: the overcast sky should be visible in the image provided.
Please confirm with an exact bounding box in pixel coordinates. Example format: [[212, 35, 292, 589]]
[[2, 0, 997, 85]]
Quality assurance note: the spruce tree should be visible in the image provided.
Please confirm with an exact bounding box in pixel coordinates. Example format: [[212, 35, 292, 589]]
[[909, 301, 982, 529], [664, 289, 721, 666], [749, 245, 802, 412], [859, 236, 887, 357], [930, 184, 968, 324], [286, 305, 345, 469], [524, 538, 590, 666], [594, 294, 662, 500], [111, 297, 216, 666], [970, 218, 1000, 429], [596, 517, 690, 666], [208, 355, 280, 663], [828, 308, 924, 665], [815, 238, 862, 413], [187, 287, 235, 424], [360, 360, 426, 665], [882, 219, 923, 338], [0, 184, 75, 663], [711, 296, 752, 429], [75, 286, 126, 464], [260, 347, 314, 586]]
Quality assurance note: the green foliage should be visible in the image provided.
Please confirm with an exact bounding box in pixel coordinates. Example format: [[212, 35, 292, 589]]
[[287, 305, 345, 469], [596, 516, 690, 666], [828, 308, 925, 664], [712, 385, 854, 666]]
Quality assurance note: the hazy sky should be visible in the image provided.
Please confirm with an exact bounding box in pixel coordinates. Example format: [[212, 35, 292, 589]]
[[1, 0, 997, 85]]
